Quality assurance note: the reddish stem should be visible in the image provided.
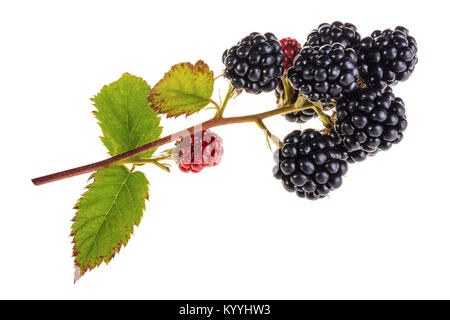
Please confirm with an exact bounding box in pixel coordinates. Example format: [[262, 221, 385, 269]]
[[32, 103, 311, 186]]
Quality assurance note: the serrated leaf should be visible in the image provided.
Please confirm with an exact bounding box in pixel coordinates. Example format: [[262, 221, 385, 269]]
[[148, 60, 214, 117], [92, 73, 162, 158], [71, 165, 149, 280]]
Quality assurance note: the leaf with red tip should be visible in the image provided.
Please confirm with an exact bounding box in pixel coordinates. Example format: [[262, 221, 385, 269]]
[[71, 165, 149, 281], [148, 60, 214, 117]]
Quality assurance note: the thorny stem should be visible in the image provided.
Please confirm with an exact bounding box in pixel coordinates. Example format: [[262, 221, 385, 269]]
[[31, 102, 314, 186], [138, 155, 173, 162]]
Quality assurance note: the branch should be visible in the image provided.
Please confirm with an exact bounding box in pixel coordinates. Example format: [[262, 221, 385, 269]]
[[31, 103, 312, 186]]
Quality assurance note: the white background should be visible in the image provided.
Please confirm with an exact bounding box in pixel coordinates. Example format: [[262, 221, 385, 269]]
[[0, 0, 448, 299]]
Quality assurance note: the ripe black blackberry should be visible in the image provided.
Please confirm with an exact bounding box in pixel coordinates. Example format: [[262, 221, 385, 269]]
[[287, 43, 359, 103], [334, 87, 407, 155], [222, 32, 284, 94], [305, 21, 361, 50], [358, 26, 418, 89], [273, 129, 349, 200]]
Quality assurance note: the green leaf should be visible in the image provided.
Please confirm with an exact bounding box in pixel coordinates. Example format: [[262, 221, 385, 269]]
[[92, 73, 162, 158], [148, 60, 214, 117], [71, 165, 149, 281]]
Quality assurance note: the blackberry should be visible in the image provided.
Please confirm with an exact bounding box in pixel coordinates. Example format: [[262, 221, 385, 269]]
[[287, 43, 359, 103], [175, 130, 224, 173], [279, 37, 302, 73], [222, 32, 284, 94], [334, 87, 407, 155], [273, 129, 349, 200], [305, 21, 361, 50], [358, 26, 418, 89]]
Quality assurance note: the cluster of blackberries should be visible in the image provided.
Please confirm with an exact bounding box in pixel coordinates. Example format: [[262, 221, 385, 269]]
[[175, 130, 224, 173], [222, 24, 417, 98], [273, 129, 348, 200], [222, 32, 284, 94], [266, 22, 417, 199], [286, 23, 417, 103], [221, 24, 416, 199]]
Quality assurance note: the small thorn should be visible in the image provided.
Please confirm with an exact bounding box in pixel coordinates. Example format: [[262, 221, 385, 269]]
[[234, 89, 243, 98]]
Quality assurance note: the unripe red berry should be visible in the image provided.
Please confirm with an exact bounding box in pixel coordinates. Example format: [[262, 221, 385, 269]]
[[279, 37, 302, 73], [176, 130, 224, 173]]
